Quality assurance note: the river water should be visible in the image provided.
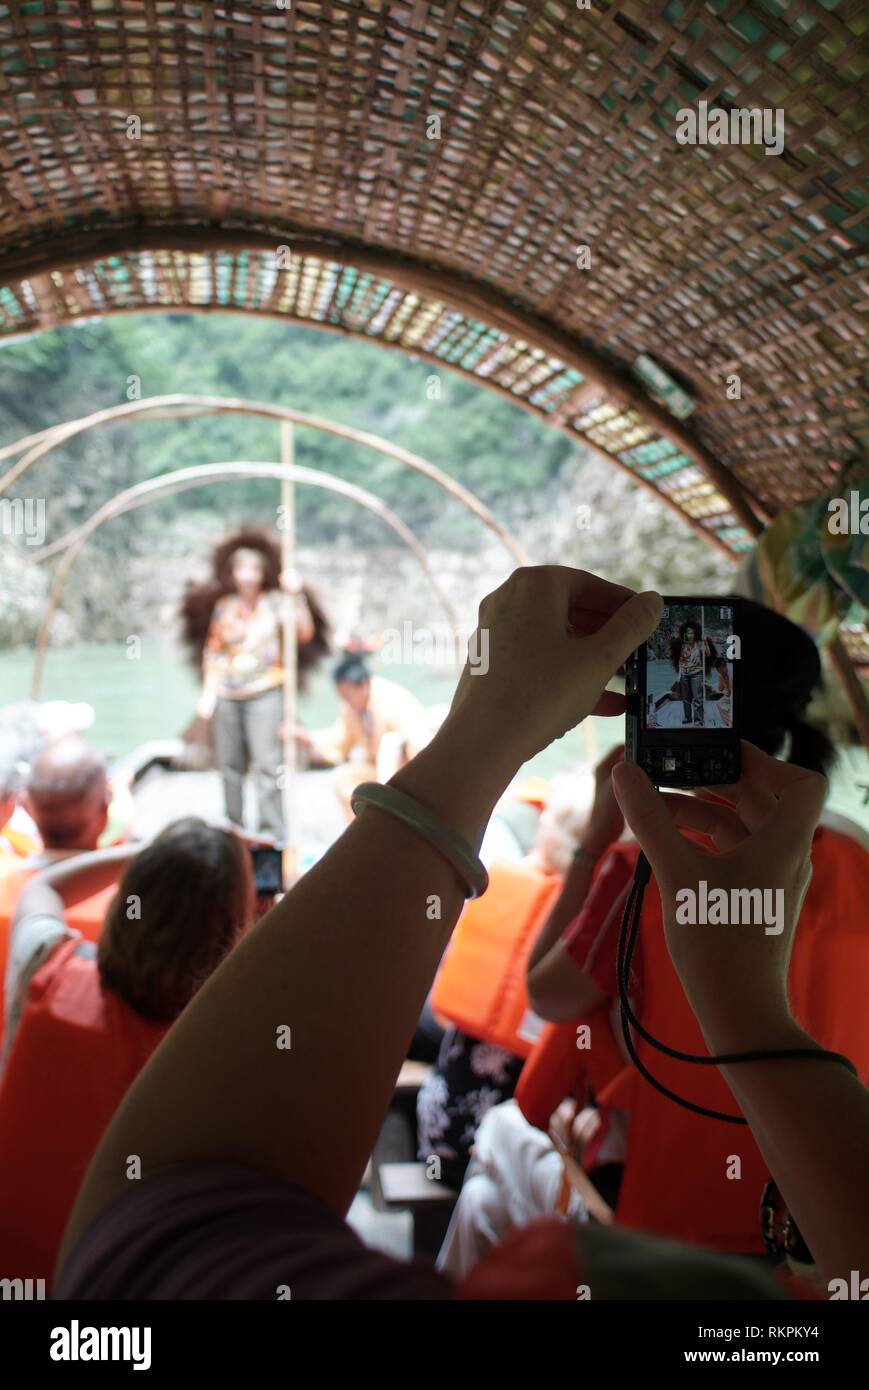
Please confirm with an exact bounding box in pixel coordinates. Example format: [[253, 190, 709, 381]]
[[2, 638, 867, 830], [0, 638, 609, 779]]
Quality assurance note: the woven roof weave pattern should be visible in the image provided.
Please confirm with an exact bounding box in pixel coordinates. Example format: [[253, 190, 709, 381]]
[[0, 0, 866, 568]]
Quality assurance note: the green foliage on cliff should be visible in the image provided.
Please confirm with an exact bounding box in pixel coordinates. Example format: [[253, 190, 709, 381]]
[[0, 313, 575, 548], [0, 312, 732, 647]]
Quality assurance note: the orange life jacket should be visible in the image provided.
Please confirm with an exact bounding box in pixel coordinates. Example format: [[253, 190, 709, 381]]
[[0, 936, 167, 1285], [0, 867, 116, 1043], [515, 1005, 629, 1132], [517, 827, 869, 1254], [431, 861, 562, 1057]]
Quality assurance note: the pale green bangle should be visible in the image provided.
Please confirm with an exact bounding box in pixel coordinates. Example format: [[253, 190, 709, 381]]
[[350, 781, 489, 899]]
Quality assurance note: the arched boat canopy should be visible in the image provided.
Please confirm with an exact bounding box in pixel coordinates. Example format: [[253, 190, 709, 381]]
[[0, 3, 865, 546], [0, 1, 866, 680]]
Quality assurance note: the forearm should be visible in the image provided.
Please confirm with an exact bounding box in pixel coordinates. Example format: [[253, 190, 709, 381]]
[[527, 947, 606, 1022], [611, 737, 861, 1279], [310, 718, 351, 766], [528, 855, 596, 970], [198, 664, 222, 717], [309, 741, 343, 767], [526, 843, 611, 1020], [60, 715, 516, 1264], [705, 1010, 869, 1283]]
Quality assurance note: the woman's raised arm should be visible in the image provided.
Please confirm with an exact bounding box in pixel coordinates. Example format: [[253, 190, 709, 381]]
[[58, 569, 661, 1270]]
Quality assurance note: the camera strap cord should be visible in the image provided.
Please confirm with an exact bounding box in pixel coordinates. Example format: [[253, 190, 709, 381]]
[[617, 852, 858, 1125]]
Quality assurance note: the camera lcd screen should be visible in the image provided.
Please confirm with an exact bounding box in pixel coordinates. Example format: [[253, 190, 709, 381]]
[[642, 603, 735, 733]]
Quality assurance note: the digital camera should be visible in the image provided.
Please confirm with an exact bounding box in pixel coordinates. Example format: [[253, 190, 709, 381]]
[[625, 597, 741, 788]]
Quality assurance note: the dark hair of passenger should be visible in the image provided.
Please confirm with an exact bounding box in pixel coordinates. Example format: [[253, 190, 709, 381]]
[[333, 655, 370, 686], [730, 597, 834, 776], [97, 818, 254, 1022]]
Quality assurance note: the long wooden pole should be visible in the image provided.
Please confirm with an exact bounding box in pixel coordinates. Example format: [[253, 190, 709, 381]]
[[280, 424, 298, 884]]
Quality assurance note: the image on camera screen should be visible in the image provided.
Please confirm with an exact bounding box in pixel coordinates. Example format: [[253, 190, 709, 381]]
[[643, 604, 734, 732]]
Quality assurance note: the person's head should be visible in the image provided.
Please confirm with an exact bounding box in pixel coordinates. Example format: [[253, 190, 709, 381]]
[[230, 547, 266, 602], [734, 598, 835, 777], [25, 736, 109, 851], [333, 655, 371, 714], [98, 818, 255, 1022], [181, 527, 331, 690], [669, 618, 702, 672]]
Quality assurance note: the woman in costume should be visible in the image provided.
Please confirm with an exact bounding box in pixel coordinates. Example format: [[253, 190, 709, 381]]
[[180, 529, 330, 838], [668, 619, 717, 728]]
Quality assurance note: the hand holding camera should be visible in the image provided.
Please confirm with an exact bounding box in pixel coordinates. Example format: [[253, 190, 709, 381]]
[[612, 742, 827, 1050], [444, 567, 662, 778]]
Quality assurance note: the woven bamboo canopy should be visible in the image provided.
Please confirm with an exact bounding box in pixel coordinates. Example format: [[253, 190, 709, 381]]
[[0, 2, 867, 673]]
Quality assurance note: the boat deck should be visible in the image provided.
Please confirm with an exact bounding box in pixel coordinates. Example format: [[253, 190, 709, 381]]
[[131, 759, 347, 867]]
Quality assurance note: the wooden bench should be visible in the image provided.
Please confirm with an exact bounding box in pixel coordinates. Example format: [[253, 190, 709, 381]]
[[394, 1060, 433, 1095], [379, 1161, 458, 1261]]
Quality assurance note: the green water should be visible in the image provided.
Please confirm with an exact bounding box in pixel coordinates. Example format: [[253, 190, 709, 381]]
[[4, 640, 868, 827], [0, 639, 617, 778]]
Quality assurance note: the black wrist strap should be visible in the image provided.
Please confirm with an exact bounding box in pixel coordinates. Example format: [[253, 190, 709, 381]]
[[617, 852, 858, 1126]]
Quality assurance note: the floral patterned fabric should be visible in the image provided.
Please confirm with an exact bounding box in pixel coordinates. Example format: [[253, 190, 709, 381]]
[[417, 1026, 524, 1189], [202, 591, 285, 700]]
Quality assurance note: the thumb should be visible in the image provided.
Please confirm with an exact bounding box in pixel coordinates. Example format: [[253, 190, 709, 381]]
[[612, 761, 687, 879], [583, 591, 663, 680]]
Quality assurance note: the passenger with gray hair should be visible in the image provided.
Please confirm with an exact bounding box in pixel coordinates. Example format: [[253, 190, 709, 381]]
[[0, 736, 112, 1046], [23, 735, 110, 858]]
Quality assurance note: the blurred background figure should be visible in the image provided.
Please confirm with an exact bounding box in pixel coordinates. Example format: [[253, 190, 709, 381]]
[[24, 735, 110, 858], [293, 653, 433, 819], [180, 528, 331, 837], [0, 735, 114, 1043]]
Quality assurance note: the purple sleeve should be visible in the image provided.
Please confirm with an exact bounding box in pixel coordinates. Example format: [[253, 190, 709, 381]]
[[54, 1164, 452, 1300]]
